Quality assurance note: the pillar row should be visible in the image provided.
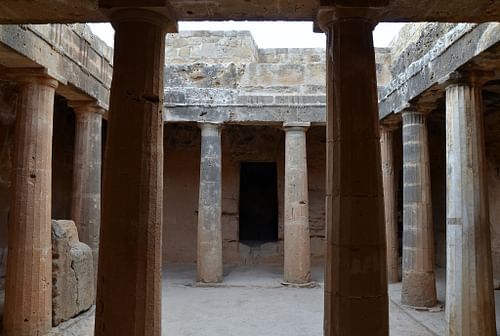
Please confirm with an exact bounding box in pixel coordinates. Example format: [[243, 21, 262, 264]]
[[380, 123, 400, 284], [401, 109, 437, 308], [283, 122, 311, 284], [197, 122, 223, 283], [95, 9, 174, 336], [69, 101, 104, 288], [445, 75, 496, 336], [320, 10, 389, 336], [4, 71, 58, 336]]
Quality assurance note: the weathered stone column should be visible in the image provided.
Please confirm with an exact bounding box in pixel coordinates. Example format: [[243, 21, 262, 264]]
[[95, 8, 175, 336], [401, 109, 437, 307], [4, 71, 58, 336], [197, 122, 223, 283], [69, 101, 104, 286], [283, 122, 311, 284], [380, 123, 399, 284], [445, 73, 496, 336], [319, 6, 389, 336]]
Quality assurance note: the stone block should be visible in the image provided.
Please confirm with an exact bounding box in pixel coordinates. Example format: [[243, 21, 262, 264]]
[[52, 220, 95, 326], [178, 46, 191, 57]]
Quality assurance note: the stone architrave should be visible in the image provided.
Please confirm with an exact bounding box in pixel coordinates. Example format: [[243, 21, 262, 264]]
[[401, 109, 437, 308], [3, 71, 58, 336], [283, 122, 311, 284], [197, 122, 223, 283]]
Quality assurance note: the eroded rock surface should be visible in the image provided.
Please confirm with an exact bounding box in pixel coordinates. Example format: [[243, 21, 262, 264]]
[[52, 220, 94, 326]]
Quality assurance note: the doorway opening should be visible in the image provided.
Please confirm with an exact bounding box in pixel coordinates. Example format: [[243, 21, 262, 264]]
[[239, 162, 279, 244]]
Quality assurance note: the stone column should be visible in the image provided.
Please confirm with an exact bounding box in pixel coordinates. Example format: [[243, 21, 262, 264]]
[[94, 9, 174, 336], [69, 101, 104, 286], [3, 71, 58, 336], [445, 73, 496, 336], [401, 109, 437, 307], [320, 9, 389, 336], [283, 122, 311, 284], [380, 123, 399, 284], [197, 122, 223, 283]]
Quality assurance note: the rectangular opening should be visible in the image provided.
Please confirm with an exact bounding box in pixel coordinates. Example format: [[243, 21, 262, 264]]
[[239, 162, 279, 244]]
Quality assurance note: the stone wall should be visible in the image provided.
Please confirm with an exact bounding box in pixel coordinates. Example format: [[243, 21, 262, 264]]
[[164, 30, 391, 118], [485, 111, 500, 283], [163, 124, 326, 265], [0, 125, 13, 289], [428, 113, 447, 268], [167, 31, 259, 64], [51, 97, 75, 221]]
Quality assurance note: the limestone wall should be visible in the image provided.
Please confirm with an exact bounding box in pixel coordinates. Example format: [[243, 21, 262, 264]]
[[0, 81, 16, 288], [167, 31, 259, 64], [427, 114, 447, 268], [165, 31, 327, 97], [163, 124, 326, 265], [0, 124, 13, 289], [164, 30, 391, 121], [51, 98, 75, 221]]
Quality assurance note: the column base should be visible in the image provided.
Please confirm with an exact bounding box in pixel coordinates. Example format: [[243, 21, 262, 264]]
[[197, 275, 223, 284], [283, 272, 311, 285], [401, 270, 437, 307]]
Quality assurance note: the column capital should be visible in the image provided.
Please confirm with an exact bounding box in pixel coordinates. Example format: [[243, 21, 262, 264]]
[[7, 68, 58, 89], [283, 122, 311, 132], [69, 100, 106, 117], [401, 109, 427, 126], [380, 117, 400, 132], [315, 1, 387, 32], [103, 6, 178, 33], [198, 122, 222, 130], [440, 70, 494, 88], [400, 101, 436, 118]]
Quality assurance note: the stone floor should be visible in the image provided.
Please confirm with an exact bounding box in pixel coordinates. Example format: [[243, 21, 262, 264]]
[[1, 265, 500, 335]]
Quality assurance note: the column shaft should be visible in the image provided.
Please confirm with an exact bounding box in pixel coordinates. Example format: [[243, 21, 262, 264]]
[[380, 125, 399, 283], [445, 82, 496, 336], [4, 74, 58, 336], [197, 123, 223, 283], [95, 9, 169, 336], [283, 122, 311, 284], [71, 103, 103, 286], [401, 110, 436, 307], [324, 17, 389, 336]]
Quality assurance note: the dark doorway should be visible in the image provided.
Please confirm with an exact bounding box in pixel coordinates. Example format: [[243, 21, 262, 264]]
[[239, 162, 279, 244]]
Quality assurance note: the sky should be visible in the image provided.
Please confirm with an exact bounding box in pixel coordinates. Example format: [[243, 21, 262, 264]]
[[88, 21, 406, 49]]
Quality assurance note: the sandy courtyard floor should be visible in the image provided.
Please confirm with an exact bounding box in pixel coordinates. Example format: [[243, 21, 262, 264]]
[[2, 264, 499, 336]]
